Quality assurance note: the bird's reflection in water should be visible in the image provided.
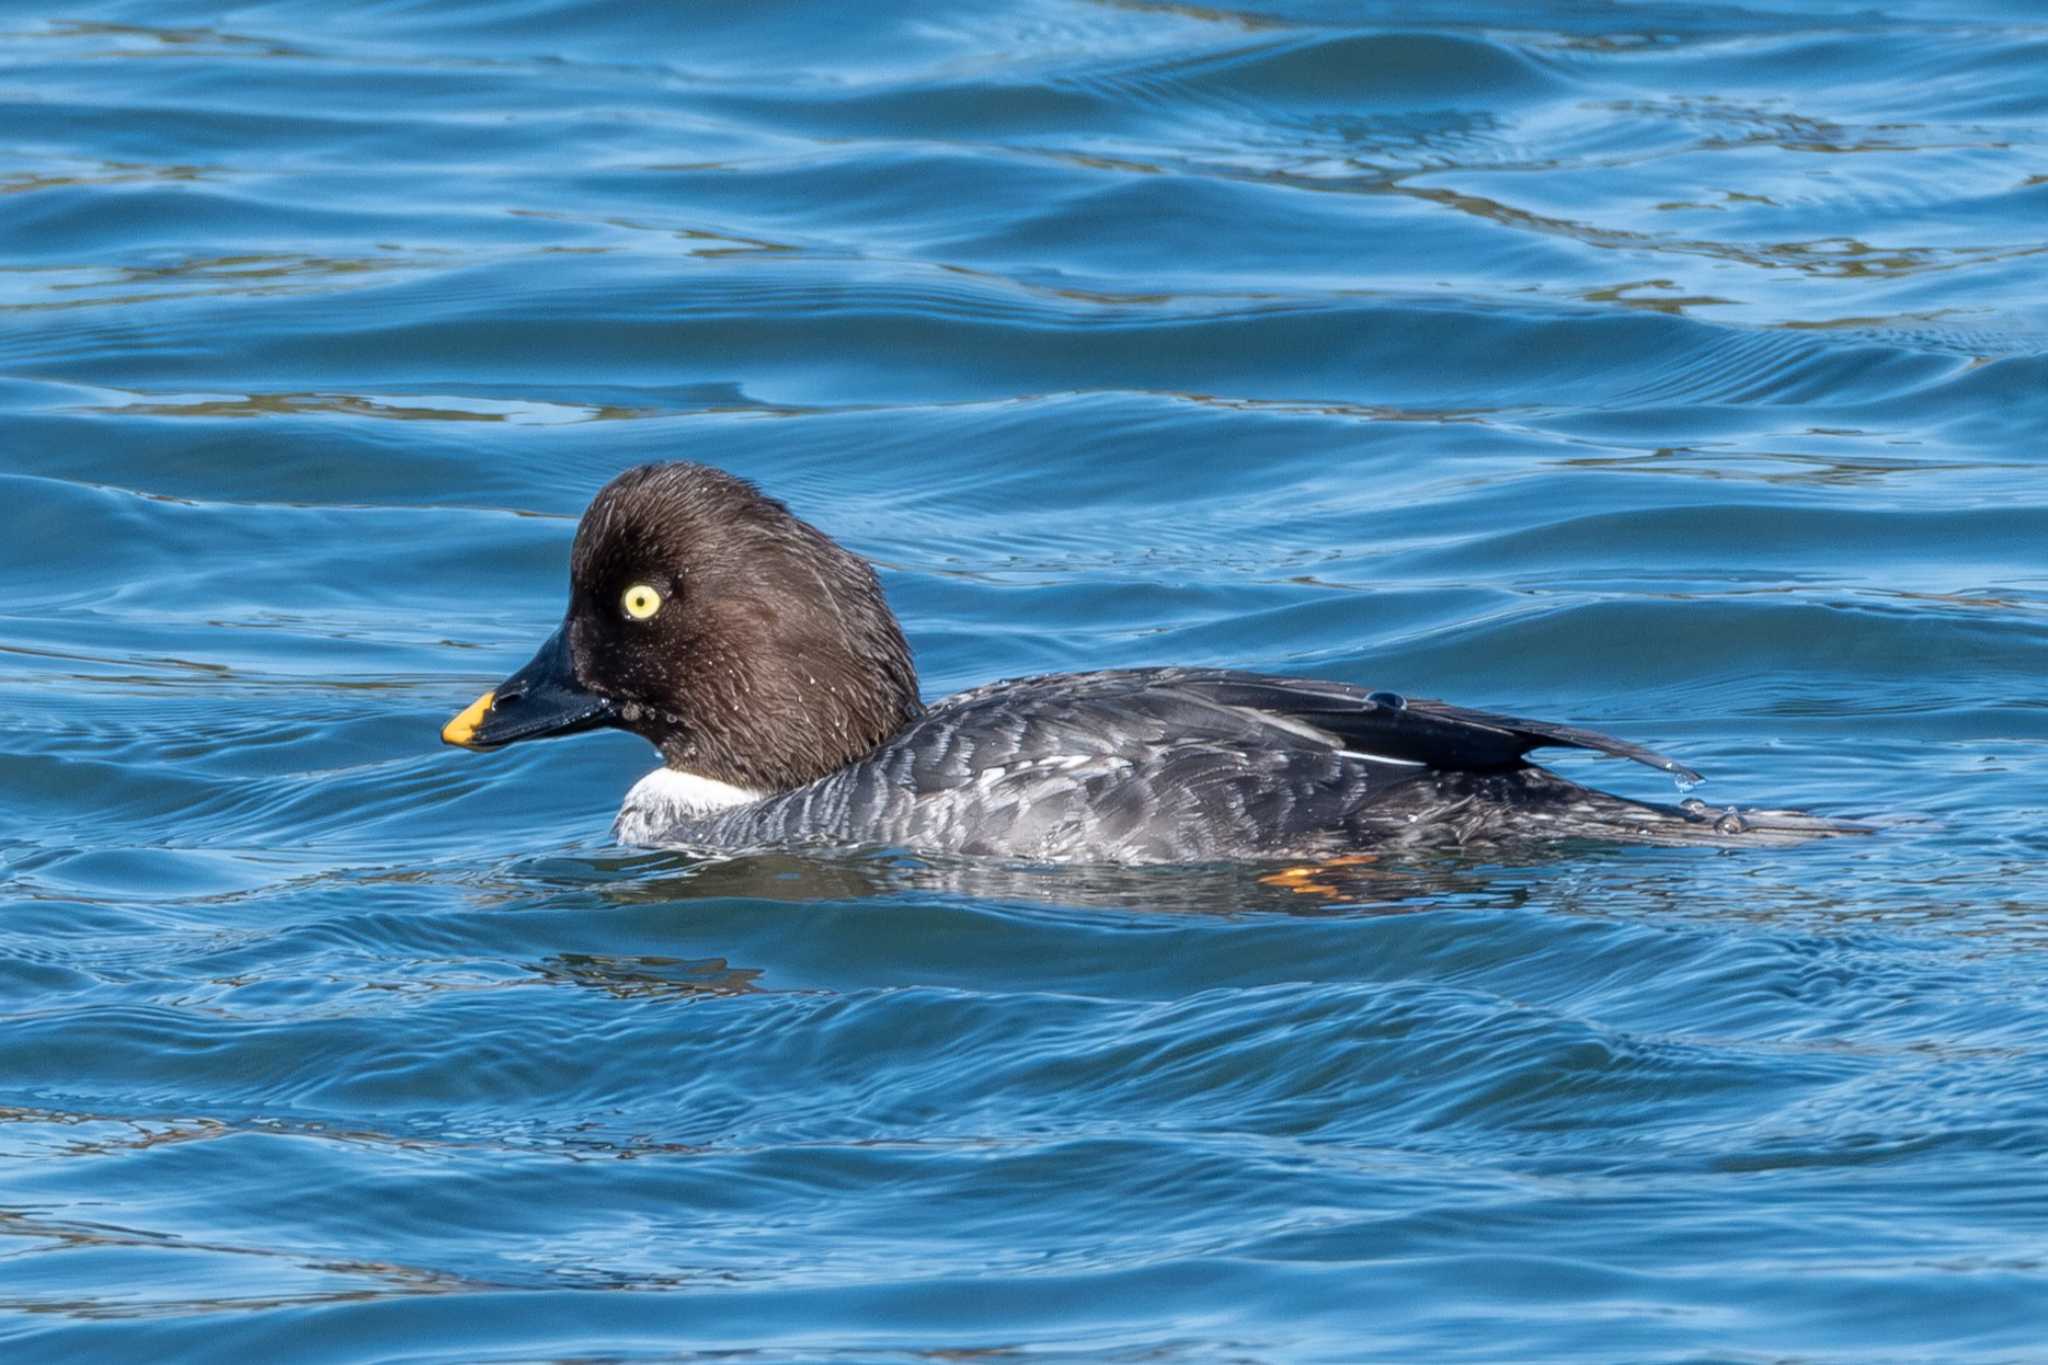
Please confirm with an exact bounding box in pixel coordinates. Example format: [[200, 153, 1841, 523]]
[[515, 842, 1602, 919], [499, 837, 1818, 1007], [528, 952, 764, 999]]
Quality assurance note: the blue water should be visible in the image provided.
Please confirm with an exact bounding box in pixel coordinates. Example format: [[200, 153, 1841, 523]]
[[5, 1, 2047, 1358]]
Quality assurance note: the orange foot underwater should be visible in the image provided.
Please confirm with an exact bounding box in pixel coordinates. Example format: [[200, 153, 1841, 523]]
[[1258, 854, 1380, 898]]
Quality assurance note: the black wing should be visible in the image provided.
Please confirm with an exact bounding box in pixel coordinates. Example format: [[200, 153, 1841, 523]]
[[1169, 671, 1704, 784]]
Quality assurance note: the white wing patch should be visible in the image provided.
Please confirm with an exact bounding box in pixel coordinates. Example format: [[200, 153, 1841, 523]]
[[1339, 749, 1426, 767]]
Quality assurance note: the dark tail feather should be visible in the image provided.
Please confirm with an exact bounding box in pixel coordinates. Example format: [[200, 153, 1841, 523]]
[[1363, 767, 1873, 849], [1552, 791, 1875, 848]]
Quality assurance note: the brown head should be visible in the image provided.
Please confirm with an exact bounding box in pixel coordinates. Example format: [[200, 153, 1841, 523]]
[[442, 462, 922, 791]]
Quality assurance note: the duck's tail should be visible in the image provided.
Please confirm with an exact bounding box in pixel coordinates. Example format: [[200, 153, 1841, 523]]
[[1359, 766, 1873, 850]]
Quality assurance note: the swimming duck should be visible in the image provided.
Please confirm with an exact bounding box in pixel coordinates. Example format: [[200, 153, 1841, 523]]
[[442, 462, 1858, 861]]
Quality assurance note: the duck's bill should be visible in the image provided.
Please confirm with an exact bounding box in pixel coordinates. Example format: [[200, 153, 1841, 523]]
[[441, 627, 617, 750]]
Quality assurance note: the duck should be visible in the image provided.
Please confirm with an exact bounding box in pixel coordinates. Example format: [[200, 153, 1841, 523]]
[[441, 461, 1861, 862]]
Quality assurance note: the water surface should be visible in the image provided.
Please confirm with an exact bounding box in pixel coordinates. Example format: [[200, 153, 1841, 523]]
[[3, 1, 2047, 1360]]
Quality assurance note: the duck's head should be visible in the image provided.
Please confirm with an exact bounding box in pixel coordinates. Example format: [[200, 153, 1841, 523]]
[[441, 462, 921, 792]]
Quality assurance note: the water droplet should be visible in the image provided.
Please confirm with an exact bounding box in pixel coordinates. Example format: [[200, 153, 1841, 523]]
[[1716, 809, 1747, 835], [1367, 690, 1406, 710], [1681, 798, 1708, 817]]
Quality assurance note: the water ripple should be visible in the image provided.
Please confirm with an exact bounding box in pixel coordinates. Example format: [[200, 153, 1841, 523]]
[[5, 1, 2048, 1360]]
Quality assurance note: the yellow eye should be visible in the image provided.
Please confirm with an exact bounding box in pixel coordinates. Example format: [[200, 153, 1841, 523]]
[[621, 583, 663, 620]]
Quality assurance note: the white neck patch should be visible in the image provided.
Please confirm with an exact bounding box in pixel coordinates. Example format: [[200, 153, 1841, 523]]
[[614, 766, 767, 846]]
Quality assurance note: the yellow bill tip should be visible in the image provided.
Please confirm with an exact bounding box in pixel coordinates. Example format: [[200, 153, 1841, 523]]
[[441, 690, 495, 748]]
